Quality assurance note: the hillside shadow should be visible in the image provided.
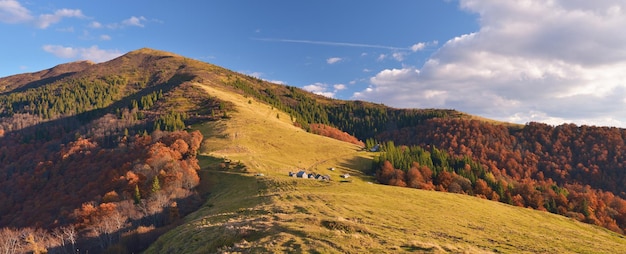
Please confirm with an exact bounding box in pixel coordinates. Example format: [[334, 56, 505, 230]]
[[43, 192, 202, 254], [0, 72, 195, 145], [336, 153, 375, 178], [5, 72, 77, 94]]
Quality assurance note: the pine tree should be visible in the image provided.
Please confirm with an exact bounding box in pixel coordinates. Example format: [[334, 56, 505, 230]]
[[133, 184, 141, 204], [151, 175, 161, 193]]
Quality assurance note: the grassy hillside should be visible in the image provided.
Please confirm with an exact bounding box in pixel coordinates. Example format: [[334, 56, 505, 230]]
[[147, 81, 626, 253], [1, 48, 625, 253]]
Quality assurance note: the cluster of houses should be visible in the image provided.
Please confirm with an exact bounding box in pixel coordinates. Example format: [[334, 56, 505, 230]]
[[289, 170, 331, 181], [288, 169, 352, 181]]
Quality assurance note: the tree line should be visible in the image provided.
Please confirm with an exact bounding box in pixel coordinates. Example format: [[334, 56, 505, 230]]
[[225, 76, 458, 141]]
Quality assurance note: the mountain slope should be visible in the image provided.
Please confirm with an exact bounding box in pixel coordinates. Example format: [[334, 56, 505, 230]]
[[0, 60, 94, 94], [0, 49, 229, 253], [146, 80, 626, 253], [0, 48, 625, 253]]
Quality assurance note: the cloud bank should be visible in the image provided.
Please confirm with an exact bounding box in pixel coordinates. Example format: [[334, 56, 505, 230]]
[[354, 0, 626, 127]]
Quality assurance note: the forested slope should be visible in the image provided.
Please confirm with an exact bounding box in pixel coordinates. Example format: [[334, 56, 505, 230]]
[[0, 49, 229, 253], [374, 119, 626, 233]]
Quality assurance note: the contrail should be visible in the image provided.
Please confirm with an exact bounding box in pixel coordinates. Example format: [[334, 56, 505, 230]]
[[253, 38, 410, 51]]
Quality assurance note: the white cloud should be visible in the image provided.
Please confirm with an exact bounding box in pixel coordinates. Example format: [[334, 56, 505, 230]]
[[89, 21, 102, 28], [0, 0, 32, 23], [334, 84, 346, 91], [240, 70, 262, 78], [267, 80, 286, 85], [43, 45, 122, 63], [242, 71, 286, 85], [100, 34, 111, 40], [377, 54, 386, 61], [411, 42, 426, 52], [121, 16, 146, 27], [303, 83, 327, 93], [354, 0, 626, 127], [303, 82, 347, 98], [248, 72, 263, 78], [43, 45, 77, 58], [0, 1, 84, 29], [392, 52, 405, 61], [303, 83, 334, 97], [79, 46, 122, 62], [326, 57, 342, 64], [106, 16, 149, 29], [36, 8, 84, 29]]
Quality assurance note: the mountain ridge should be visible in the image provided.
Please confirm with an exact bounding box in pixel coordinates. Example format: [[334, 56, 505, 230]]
[[0, 60, 94, 94]]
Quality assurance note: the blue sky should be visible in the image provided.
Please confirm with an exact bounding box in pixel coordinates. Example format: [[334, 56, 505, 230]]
[[1, 0, 625, 128]]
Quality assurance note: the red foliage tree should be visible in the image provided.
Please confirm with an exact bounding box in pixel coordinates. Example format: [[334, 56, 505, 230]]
[[310, 123, 365, 146]]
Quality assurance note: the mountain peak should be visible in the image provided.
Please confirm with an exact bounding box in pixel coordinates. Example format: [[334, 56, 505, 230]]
[[126, 48, 180, 57]]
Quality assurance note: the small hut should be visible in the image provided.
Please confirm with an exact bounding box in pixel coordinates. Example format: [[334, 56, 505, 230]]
[[296, 170, 308, 178]]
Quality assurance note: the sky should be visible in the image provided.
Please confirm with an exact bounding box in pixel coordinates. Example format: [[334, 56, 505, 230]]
[[1, 0, 625, 128]]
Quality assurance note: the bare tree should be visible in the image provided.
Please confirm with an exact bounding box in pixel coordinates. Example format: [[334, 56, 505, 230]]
[[109, 210, 128, 243], [0, 228, 22, 254], [65, 225, 78, 254], [90, 209, 128, 250], [51, 225, 78, 254], [51, 227, 66, 253], [148, 192, 170, 226]]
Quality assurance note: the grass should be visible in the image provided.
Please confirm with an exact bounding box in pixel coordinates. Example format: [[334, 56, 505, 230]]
[[192, 82, 362, 174], [146, 81, 626, 253]]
